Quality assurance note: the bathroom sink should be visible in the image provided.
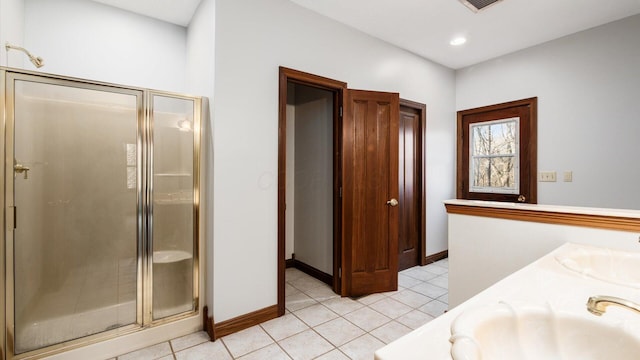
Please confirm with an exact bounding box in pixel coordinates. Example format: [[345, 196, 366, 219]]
[[555, 245, 640, 288], [450, 302, 640, 360]]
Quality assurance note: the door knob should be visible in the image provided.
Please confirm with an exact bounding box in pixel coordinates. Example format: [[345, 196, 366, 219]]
[[386, 198, 399, 207], [14, 162, 30, 179]]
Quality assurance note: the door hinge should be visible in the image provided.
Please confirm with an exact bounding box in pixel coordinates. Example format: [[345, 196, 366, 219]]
[[339, 106, 343, 117], [339, 187, 342, 198], [338, 267, 342, 278], [8, 206, 16, 229]]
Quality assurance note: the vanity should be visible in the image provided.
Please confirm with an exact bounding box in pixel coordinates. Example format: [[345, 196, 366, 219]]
[[375, 242, 640, 359], [375, 200, 640, 359]]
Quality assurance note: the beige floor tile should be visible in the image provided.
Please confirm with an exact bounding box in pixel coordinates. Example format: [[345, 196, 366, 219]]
[[285, 283, 301, 296], [432, 259, 449, 269], [314, 317, 365, 347], [237, 343, 291, 360], [438, 293, 449, 304], [370, 321, 412, 344], [221, 325, 273, 358], [285, 268, 307, 281], [314, 349, 350, 360], [174, 340, 232, 360], [339, 334, 385, 360], [260, 313, 309, 341], [402, 268, 439, 282], [293, 304, 339, 327], [321, 296, 364, 316], [391, 289, 432, 308], [410, 282, 448, 299], [289, 276, 327, 292], [422, 263, 448, 275], [428, 276, 449, 290], [398, 274, 423, 288], [396, 309, 435, 330], [303, 285, 340, 302], [285, 292, 317, 312], [418, 299, 449, 318], [118, 342, 172, 360], [355, 293, 386, 305], [380, 288, 402, 297], [343, 307, 391, 332], [368, 297, 413, 319], [278, 329, 334, 360], [170, 331, 210, 352]]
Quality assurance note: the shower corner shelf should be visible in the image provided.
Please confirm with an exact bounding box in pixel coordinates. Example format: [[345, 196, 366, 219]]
[[154, 199, 192, 205], [154, 172, 192, 177], [153, 250, 192, 264]]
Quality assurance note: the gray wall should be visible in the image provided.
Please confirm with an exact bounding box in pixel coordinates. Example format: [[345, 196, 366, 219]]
[[292, 85, 334, 275], [456, 14, 640, 210]]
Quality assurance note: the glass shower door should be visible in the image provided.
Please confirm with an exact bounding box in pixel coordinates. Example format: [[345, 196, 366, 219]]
[[8, 75, 142, 354], [150, 94, 198, 320]]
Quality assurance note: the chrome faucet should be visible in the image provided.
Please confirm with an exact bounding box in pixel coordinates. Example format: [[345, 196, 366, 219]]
[[587, 295, 640, 316]]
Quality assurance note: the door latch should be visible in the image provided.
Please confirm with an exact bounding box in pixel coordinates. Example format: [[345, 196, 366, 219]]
[[14, 161, 30, 179]]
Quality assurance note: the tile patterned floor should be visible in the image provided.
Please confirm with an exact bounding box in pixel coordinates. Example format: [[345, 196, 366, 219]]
[[115, 259, 448, 360]]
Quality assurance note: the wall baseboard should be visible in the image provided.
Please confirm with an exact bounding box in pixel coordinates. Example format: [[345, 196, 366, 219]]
[[203, 306, 215, 341], [214, 305, 279, 339], [424, 250, 448, 264], [290, 259, 332, 286], [285, 258, 295, 268]]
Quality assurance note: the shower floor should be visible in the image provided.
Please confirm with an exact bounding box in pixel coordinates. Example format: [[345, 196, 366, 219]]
[[15, 257, 137, 354]]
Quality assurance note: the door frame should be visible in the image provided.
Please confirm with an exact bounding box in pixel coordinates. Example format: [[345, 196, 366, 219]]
[[399, 99, 428, 267], [277, 67, 346, 315]]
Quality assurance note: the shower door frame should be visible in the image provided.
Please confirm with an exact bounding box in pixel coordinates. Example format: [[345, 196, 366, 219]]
[[0, 68, 202, 360]]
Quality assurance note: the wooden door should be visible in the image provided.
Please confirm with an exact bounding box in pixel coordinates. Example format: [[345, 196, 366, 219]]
[[342, 89, 399, 297], [398, 104, 422, 271]]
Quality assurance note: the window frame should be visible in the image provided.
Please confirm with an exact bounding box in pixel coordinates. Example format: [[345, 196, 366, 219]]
[[457, 97, 537, 203]]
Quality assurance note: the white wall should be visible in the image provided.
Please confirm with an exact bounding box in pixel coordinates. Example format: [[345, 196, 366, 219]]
[[456, 15, 640, 210], [214, 0, 456, 322], [21, 0, 187, 92], [0, 0, 25, 67], [185, 0, 215, 317]]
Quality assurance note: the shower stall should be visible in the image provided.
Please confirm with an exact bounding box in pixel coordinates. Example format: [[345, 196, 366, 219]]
[[0, 68, 203, 359]]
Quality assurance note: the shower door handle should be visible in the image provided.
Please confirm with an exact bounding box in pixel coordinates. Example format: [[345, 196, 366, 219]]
[[14, 162, 30, 179]]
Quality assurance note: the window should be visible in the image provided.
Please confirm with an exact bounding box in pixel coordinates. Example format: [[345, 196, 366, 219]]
[[469, 117, 519, 194], [457, 98, 537, 203]]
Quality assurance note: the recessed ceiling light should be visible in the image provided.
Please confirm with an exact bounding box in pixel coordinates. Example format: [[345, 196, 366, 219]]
[[450, 37, 467, 46]]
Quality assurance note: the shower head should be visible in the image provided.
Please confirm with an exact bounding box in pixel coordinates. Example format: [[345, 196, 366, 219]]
[[5, 42, 45, 68]]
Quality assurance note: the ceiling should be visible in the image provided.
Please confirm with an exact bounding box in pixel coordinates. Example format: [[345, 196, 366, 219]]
[[90, 0, 640, 69], [89, 0, 202, 27], [289, 0, 640, 69]]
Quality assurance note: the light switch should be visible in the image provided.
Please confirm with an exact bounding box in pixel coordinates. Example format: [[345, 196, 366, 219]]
[[539, 171, 557, 182], [564, 171, 573, 182]]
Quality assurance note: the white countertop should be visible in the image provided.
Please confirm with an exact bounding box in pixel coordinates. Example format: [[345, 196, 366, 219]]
[[374, 243, 640, 360], [444, 199, 640, 219]]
